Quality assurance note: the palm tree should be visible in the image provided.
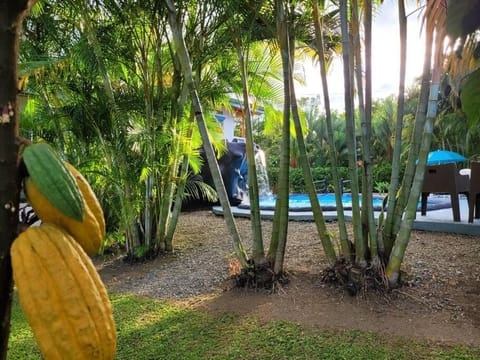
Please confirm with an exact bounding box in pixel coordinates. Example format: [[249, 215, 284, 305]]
[[311, 0, 352, 259], [20, 0, 236, 260], [386, 0, 480, 285], [288, 1, 338, 265], [339, 0, 366, 267], [224, 1, 277, 267], [377, 0, 406, 261], [265, 0, 287, 273], [385, 0, 449, 285], [383, 4, 434, 251], [310, 0, 452, 289], [441, 4, 480, 138]]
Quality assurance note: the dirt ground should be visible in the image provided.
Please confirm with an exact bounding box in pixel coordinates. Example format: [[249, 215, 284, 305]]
[[96, 210, 480, 346]]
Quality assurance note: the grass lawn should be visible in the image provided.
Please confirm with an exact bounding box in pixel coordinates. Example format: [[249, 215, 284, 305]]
[[8, 292, 480, 359]]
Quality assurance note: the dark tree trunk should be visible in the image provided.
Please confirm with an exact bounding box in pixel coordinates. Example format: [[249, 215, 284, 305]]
[[0, 1, 36, 358]]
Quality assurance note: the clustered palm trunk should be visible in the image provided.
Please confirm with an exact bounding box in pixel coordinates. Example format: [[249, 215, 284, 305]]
[[385, 2, 448, 285], [311, 0, 453, 291]]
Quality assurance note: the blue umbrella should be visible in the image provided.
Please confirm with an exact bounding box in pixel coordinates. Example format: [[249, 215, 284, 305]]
[[425, 150, 467, 165]]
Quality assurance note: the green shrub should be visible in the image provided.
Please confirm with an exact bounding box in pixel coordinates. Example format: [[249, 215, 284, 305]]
[[371, 162, 393, 185], [267, 165, 350, 193], [266, 163, 394, 194]]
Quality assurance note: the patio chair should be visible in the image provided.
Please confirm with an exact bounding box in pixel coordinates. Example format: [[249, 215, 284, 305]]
[[468, 162, 480, 223], [420, 163, 469, 222]]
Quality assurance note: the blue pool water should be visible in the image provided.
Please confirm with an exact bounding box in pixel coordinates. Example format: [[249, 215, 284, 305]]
[[239, 193, 385, 212], [238, 193, 452, 212]]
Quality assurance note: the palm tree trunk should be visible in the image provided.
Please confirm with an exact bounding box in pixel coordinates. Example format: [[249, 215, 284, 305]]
[[386, 12, 446, 286], [387, 14, 433, 248], [269, 0, 291, 275], [235, 40, 265, 261], [144, 176, 154, 249], [382, 0, 407, 255], [165, 0, 249, 267], [288, 9, 337, 265], [164, 21, 198, 254], [155, 130, 181, 252], [386, 77, 439, 286], [156, 129, 184, 252], [360, 0, 379, 261], [142, 66, 155, 252], [351, 0, 378, 261], [0, 2, 37, 357], [311, 0, 351, 259], [340, 0, 366, 266]]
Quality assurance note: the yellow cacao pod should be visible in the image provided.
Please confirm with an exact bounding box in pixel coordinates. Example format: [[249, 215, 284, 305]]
[[10, 223, 116, 360], [25, 163, 105, 255]]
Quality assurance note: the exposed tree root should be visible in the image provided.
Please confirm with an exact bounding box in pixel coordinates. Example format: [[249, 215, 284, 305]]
[[320, 258, 389, 296], [233, 260, 289, 291]]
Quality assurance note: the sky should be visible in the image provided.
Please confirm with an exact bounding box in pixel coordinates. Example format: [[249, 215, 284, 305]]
[[296, 1, 426, 111]]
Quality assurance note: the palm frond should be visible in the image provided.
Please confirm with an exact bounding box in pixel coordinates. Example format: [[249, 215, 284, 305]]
[[183, 177, 218, 203]]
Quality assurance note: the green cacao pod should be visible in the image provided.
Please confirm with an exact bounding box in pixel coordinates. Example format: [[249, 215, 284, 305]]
[[25, 162, 105, 256], [22, 143, 84, 221], [10, 223, 116, 360]]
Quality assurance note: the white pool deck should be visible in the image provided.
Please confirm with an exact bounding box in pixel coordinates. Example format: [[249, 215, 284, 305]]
[[212, 195, 480, 236]]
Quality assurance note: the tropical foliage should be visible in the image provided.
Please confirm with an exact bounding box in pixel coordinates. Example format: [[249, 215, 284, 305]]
[[2, 0, 480, 357], [20, 0, 249, 259], [14, 0, 480, 284]]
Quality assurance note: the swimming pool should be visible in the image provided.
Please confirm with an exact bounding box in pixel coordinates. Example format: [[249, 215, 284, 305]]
[[239, 193, 385, 212], [238, 193, 453, 212]]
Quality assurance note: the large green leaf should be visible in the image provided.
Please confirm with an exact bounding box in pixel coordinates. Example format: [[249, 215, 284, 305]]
[[460, 69, 480, 126]]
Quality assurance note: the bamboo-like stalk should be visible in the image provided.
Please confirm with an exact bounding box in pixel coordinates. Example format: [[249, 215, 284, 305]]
[[156, 130, 182, 252], [289, 7, 337, 265], [235, 40, 265, 261], [351, 0, 378, 261], [387, 14, 433, 248], [311, 0, 351, 259], [359, 0, 379, 262], [382, 0, 407, 257], [165, 66, 192, 251], [386, 80, 439, 286], [144, 176, 154, 250], [270, 0, 291, 274], [340, 0, 366, 266], [386, 8, 446, 286]]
